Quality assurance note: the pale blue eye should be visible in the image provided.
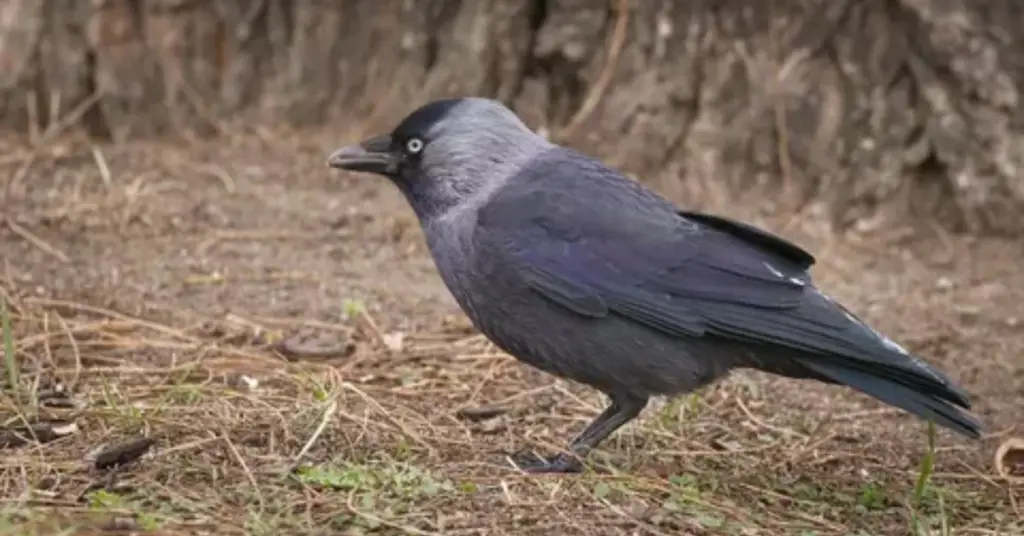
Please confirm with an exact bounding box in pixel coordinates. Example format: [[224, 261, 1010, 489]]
[[406, 138, 424, 154]]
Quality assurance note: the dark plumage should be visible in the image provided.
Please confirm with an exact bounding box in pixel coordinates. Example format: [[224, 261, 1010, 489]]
[[327, 97, 983, 473]]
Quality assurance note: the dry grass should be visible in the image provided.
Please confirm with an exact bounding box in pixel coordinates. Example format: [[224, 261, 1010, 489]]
[[0, 131, 1021, 536]]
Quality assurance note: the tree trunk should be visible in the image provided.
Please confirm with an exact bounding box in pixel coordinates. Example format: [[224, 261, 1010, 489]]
[[1, 0, 1022, 234]]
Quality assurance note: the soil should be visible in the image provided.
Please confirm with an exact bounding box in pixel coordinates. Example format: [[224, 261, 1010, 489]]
[[1, 129, 1021, 535]]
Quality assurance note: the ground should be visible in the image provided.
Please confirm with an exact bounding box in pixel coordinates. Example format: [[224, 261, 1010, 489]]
[[0, 127, 1021, 536]]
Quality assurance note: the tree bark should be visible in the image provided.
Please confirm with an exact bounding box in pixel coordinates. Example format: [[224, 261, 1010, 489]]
[[1, 0, 1022, 234]]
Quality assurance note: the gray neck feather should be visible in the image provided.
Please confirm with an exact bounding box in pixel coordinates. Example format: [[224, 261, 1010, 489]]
[[405, 102, 551, 223]]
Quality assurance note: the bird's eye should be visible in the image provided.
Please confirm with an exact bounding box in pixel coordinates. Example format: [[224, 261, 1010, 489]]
[[405, 137, 424, 155]]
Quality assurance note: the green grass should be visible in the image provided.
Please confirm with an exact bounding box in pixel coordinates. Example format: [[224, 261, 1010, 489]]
[[1, 297, 17, 396], [909, 422, 951, 536]]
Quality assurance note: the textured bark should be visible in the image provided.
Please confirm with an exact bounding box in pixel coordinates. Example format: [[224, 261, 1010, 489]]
[[1, 0, 1022, 234]]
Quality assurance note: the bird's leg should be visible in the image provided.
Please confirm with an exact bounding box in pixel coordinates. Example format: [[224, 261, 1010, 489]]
[[512, 393, 648, 474]]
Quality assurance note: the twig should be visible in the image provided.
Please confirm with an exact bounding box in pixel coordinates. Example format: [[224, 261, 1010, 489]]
[[768, 0, 795, 207], [21, 298, 197, 342], [196, 164, 237, 193], [342, 382, 435, 455], [0, 285, 19, 318], [237, 315, 354, 335], [3, 217, 70, 264], [47, 91, 62, 136], [90, 146, 114, 192], [39, 91, 105, 145], [26, 91, 40, 146], [54, 313, 82, 391], [2, 90, 104, 210], [291, 399, 338, 468], [2, 154, 37, 213], [196, 230, 321, 255], [218, 430, 264, 513], [151, 437, 218, 459], [357, 309, 389, 349], [557, 0, 630, 141], [734, 396, 808, 439]]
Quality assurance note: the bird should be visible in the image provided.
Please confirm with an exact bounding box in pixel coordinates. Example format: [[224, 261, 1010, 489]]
[[326, 97, 983, 474]]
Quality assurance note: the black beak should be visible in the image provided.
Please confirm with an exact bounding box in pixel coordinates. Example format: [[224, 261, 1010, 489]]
[[326, 134, 394, 175]]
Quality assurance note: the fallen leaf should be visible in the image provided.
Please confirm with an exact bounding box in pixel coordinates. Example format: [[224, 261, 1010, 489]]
[[382, 331, 405, 352], [994, 437, 1024, 479]]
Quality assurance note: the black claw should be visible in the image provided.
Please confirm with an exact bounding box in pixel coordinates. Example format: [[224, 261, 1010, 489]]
[[509, 451, 584, 474]]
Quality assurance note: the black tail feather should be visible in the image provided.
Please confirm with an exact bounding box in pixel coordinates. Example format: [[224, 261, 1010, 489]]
[[798, 359, 982, 439]]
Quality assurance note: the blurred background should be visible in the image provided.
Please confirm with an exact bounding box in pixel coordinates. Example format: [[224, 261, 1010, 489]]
[[3, 0, 1023, 232], [0, 1, 1021, 535]]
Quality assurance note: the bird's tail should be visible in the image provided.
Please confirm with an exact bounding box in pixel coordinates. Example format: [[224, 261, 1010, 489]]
[[795, 357, 983, 439]]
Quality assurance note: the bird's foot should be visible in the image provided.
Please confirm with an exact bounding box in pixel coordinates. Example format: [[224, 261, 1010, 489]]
[[509, 451, 584, 474]]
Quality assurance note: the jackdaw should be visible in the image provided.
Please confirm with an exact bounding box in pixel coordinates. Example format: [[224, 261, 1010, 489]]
[[327, 97, 982, 473]]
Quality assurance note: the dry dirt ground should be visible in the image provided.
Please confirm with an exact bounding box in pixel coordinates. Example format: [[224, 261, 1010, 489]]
[[1, 128, 1022, 536]]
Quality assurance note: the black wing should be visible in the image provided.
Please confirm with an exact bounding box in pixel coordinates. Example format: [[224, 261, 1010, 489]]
[[478, 175, 833, 343], [477, 161, 976, 423], [676, 209, 815, 270]]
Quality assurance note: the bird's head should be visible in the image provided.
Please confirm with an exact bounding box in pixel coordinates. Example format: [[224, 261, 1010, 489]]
[[327, 97, 548, 220]]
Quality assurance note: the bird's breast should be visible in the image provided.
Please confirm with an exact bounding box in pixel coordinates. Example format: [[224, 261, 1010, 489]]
[[422, 218, 485, 314]]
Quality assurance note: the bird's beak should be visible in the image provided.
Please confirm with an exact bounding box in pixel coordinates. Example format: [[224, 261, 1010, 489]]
[[326, 134, 394, 175]]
